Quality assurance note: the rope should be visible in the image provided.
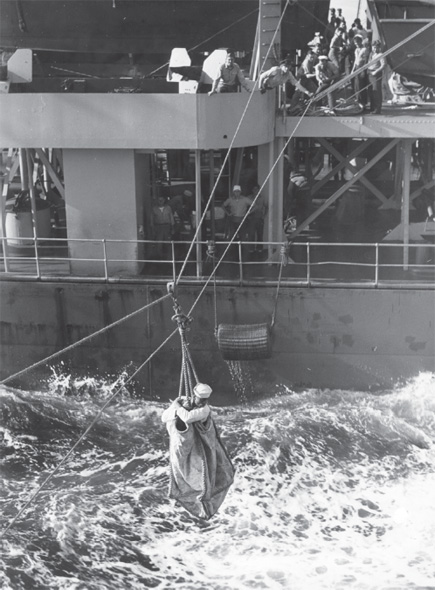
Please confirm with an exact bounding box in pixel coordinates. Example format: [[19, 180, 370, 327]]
[[312, 19, 435, 105], [1, 2, 289, 537], [146, 8, 259, 78], [329, 37, 435, 111], [168, 284, 199, 402], [271, 244, 289, 328], [0, 324, 178, 540], [0, 293, 172, 386], [174, 0, 292, 287], [187, 97, 314, 320]]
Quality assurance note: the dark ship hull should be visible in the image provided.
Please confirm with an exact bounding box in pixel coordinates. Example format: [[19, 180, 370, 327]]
[[0, 0, 328, 89], [369, 0, 435, 89]]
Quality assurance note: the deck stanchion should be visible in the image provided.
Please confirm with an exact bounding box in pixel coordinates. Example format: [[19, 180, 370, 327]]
[[238, 241, 243, 285], [307, 242, 311, 286], [0, 237, 9, 273], [34, 237, 41, 279], [102, 239, 108, 280], [375, 243, 379, 286], [402, 140, 412, 271], [171, 241, 176, 282]]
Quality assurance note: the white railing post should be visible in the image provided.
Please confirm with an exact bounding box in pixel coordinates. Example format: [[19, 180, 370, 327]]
[[34, 237, 41, 279], [171, 241, 176, 281], [1, 236, 10, 273], [102, 239, 109, 280], [306, 242, 311, 285], [375, 243, 379, 286], [238, 241, 243, 285]]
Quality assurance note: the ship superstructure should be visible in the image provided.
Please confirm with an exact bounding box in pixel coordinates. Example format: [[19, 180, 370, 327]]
[[0, 0, 434, 395]]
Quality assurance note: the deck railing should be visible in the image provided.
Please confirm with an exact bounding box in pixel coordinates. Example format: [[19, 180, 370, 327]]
[[0, 236, 434, 289]]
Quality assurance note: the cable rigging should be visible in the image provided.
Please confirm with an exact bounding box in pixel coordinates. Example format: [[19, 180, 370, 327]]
[[1, 2, 290, 537], [4, 1, 431, 534]]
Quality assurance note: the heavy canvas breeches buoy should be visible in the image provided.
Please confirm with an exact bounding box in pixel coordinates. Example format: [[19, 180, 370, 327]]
[[166, 415, 235, 519]]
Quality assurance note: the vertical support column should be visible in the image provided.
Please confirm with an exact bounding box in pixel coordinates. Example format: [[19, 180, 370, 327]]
[[26, 149, 41, 277], [401, 139, 413, 270], [209, 150, 215, 242], [258, 138, 284, 257], [393, 143, 403, 209], [63, 149, 140, 276], [274, 136, 285, 243], [258, 141, 274, 256], [258, 0, 282, 73], [194, 149, 202, 277], [19, 148, 28, 190]]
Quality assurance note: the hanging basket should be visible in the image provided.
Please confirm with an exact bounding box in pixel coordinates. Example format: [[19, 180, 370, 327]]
[[217, 322, 272, 361]]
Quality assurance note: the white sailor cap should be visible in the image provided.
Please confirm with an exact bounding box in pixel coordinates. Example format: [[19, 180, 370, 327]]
[[193, 383, 212, 398]]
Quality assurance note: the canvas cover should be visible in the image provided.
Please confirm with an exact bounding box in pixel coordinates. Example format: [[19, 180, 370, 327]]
[[166, 414, 235, 519]]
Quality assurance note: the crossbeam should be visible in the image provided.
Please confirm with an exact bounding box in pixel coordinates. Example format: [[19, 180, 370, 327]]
[[35, 148, 65, 198], [318, 138, 391, 206], [289, 138, 400, 240]]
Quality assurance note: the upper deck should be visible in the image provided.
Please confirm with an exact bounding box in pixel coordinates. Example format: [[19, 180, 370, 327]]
[[1, 92, 434, 150]]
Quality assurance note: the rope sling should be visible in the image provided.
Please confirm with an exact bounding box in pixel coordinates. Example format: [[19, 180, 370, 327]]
[[168, 282, 199, 402]]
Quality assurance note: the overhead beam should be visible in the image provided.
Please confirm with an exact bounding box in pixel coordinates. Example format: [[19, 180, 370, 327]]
[[401, 140, 412, 269], [311, 139, 375, 196], [316, 138, 390, 206], [289, 139, 400, 239], [34, 148, 65, 198]]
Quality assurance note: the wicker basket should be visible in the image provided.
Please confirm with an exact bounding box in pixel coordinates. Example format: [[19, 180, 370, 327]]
[[217, 323, 272, 361]]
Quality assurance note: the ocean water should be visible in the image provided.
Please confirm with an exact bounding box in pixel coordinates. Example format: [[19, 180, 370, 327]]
[[1, 371, 435, 590]]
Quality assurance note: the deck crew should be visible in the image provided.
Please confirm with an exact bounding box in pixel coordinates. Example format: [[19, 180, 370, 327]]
[[367, 40, 386, 114], [352, 35, 370, 107], [259, 59, 312, 97], [208, 51, 251, 95], [223, 185, 254, 239], [328, 26, 347, 72], [314, 55, 340, 109]]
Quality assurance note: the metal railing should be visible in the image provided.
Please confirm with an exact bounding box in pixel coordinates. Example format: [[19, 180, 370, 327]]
[[0, 236, 434, 288]]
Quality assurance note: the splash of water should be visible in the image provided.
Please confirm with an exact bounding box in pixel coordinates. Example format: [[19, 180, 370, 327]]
[[1, 372, 434, 590]]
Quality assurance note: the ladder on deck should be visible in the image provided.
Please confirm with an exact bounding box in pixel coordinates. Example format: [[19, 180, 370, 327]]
[[250, 0, 282, 80]]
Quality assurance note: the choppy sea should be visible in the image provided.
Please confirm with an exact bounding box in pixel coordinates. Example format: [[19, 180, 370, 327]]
[[1, 371, 435, 590]]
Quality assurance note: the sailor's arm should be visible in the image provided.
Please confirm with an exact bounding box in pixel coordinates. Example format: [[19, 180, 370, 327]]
[[176, 404, 210, 424], [209, 66, 223, 95], [161, 399, 181, 423], [288, 72, 312, 96]]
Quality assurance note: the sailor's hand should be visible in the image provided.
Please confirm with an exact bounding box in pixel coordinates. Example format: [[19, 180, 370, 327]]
[[208, 90, 216, 96]]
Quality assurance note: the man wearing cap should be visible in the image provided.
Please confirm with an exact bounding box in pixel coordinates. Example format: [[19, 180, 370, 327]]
[[223, 185, 254, 239], [161, 383, 212, 427], [208, 51, 251, 95], [259, 60, 312, 97], [351, 35, 369, 107], [314, 55, 340, 109]]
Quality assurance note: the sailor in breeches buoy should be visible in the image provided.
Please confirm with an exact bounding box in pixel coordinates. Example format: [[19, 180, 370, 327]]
[[161, 383, 212, 431]]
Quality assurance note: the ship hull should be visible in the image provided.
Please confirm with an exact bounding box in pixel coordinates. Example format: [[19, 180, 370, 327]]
[[0, 1, 328, 76], [1, 280, 434, 398], [369, 0, 435, 89]]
